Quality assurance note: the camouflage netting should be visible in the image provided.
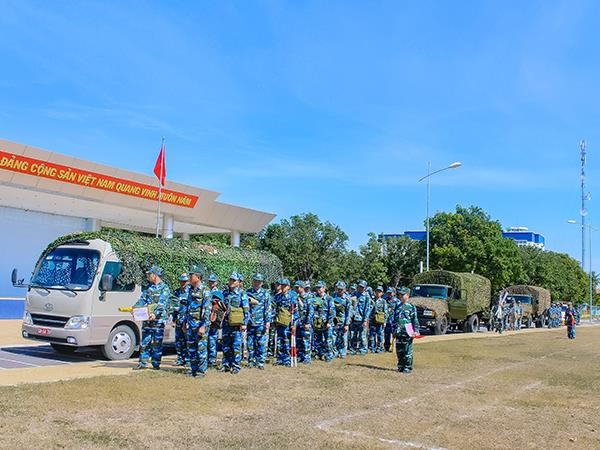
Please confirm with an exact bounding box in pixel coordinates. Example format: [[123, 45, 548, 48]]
[[39, 230, 283, 288], [505, 285, 551, 317], [412, 270, 491, 316]]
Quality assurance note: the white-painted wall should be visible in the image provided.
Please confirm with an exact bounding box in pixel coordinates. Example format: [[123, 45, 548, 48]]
[[0, 206, 95, 298]]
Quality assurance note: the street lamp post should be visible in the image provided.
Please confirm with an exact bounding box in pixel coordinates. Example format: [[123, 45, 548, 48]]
[[419, 161, 462, 271], [568, 219, 594, 323]]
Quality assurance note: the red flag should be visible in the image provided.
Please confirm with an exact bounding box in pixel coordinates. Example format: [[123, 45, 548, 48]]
[[153, 143, 166, 186]]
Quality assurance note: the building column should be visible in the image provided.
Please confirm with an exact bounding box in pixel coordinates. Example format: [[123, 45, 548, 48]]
[[230, 230, 241, 247], [86, 218, 101, 232], [162, 214, 174, 239]]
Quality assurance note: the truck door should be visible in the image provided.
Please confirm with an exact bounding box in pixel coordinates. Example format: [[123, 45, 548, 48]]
[[448, 288, 467, 321]]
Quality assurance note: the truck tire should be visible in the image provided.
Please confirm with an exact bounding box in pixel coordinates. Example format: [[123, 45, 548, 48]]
[[101, 325, 136, 360], [51, 343, 77, 355], [526, 316, 533, 329], [434, 316, 448, 335], [467, 314, 479, 333]]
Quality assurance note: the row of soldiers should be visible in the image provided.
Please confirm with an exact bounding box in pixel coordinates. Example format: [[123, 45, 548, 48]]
[[490, 299, 524, 333], [131, 265, 420, 377]]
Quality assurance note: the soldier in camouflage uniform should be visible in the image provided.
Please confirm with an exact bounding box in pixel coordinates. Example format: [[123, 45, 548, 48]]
[[331, 281, 352, 359], [220, 272, 249, 374], [349, 280, 372, 355], [132, 265, 171, 370], [294, 280, 315, 364], [393, 287, 420, 373], [207, 273, 223, 367], [185, 266, 212, 377], [384, 288, 398, 352], [369, 286, 388, 353], [246, 273, 272, 369], [268, 280, 282, 359], [172, 273, 190, 366], [273, 279, 299, 366], [312, 281, 335, 361]]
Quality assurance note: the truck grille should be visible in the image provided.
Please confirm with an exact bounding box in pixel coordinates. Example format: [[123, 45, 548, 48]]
[[31, 314, 69, 328]]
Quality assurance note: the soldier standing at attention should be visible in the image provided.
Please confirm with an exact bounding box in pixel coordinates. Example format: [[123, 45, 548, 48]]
[[312, 281, 335, 361], [294, 281, 314, 364], [369, 286, 388, 353], [384, 288, 398, 352], [273, 279, 299, 366], [185, 266, 212, 378], [349, 280, 372, 355], [220, 272, 249, 374], [207, 273, 223, 368], [331, 281, 352, 359], [565, 302, 577, 339], [132, 265, 171, 370], [246, 273, 272, 369], [394, 287, 420, 373], [172, 273, 190, 366]]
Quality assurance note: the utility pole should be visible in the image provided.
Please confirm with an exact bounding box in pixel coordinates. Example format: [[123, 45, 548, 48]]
[[580, 140, 587, 269]]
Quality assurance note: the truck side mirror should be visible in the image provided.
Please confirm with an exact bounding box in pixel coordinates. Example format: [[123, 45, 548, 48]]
[[11, 268, 17, 285], [100, 274, 114, 291]]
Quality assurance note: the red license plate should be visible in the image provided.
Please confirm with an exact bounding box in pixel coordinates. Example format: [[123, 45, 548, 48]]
[[37, 327, 51, 335]]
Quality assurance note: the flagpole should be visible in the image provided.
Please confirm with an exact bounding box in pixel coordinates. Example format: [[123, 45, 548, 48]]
[[155, 137, 165, 238]]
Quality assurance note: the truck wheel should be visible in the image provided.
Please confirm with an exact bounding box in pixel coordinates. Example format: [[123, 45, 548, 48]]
[[467, 314, 479, 333], [51, 343, 77, 355], [101, 325, 136, 360], [527, 316, 533, 329], [434, 316, 448, 335]]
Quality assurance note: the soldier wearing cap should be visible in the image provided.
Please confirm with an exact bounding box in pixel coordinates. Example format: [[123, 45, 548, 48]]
[[267, 280, 283, 359], [331, 281, 352, 359], [172, 273, 191, 366], [185, 266, 212, 377], [369, 286, 388, 353], [132, 265, 171, 370], [246, 273, 272, 369], [312, 281, 335, 361], [349, 280, 372, 355], [273, 278, 299, 366], [384, 288, 398, 352], [393, 287, 420, 373], [206, 273, 222, 367], [220, 272, 249, 374], [294, 280, 314, 364]]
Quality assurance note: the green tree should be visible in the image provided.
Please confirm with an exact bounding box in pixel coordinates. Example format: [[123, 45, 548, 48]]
[[428, 205, 525, 292], [382, 235, 424, 287], [358, 233, 389, 287], [259, 213, 348, 282]]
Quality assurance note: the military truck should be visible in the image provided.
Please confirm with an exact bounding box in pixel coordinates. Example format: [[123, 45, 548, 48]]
[[504, 285, 551, 328], [411, 270, 491, 335]]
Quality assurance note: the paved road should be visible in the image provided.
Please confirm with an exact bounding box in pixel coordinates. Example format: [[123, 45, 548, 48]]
[[0, 345, 99, 369]]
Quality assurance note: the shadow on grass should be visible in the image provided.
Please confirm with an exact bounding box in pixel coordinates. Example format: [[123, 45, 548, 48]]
[[346, 363, 397, 372]]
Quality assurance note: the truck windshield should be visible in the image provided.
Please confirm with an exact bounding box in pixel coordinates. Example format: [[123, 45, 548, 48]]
[[412, 285, 448, 299], [31, 247, 100, 291], [507, 295, 531, 304]]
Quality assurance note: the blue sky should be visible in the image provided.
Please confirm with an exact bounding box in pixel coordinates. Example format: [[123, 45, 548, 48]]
[[2, 1, 600, 270]]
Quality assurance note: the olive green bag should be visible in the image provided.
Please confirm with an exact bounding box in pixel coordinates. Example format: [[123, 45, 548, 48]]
[[228, 306, 245, 326], [313, 316, 324, 331], [374, 311, 386, 325], [276, 307, 292, 327]]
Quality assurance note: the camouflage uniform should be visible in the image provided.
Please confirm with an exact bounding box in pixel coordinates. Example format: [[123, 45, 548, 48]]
[[221, 280, 249, 373], [349, 282, 372, 355], [185, 284, 212, 376], [394, 299, 420, 373], [384, 289, 398, 352], [246, 284, 272, 368], [133, 268, 171, 369], [369, 290, 388, 353], [331, 285, 352, 359], [207, 286, 224, 366], [296, 288, 315, 364], [312, 288, 335, 361], [172, 278, 190, 365], [273, 281, 299, 366]]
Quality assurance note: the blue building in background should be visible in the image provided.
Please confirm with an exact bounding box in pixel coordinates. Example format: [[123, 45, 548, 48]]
[[383, 227, 545, 249]]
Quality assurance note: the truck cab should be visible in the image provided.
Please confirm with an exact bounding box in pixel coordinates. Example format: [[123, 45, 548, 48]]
[[16, 238, 174, 360]]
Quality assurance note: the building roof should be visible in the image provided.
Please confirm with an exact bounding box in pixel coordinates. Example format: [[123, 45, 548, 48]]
[[0, 138, 275, 234]]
